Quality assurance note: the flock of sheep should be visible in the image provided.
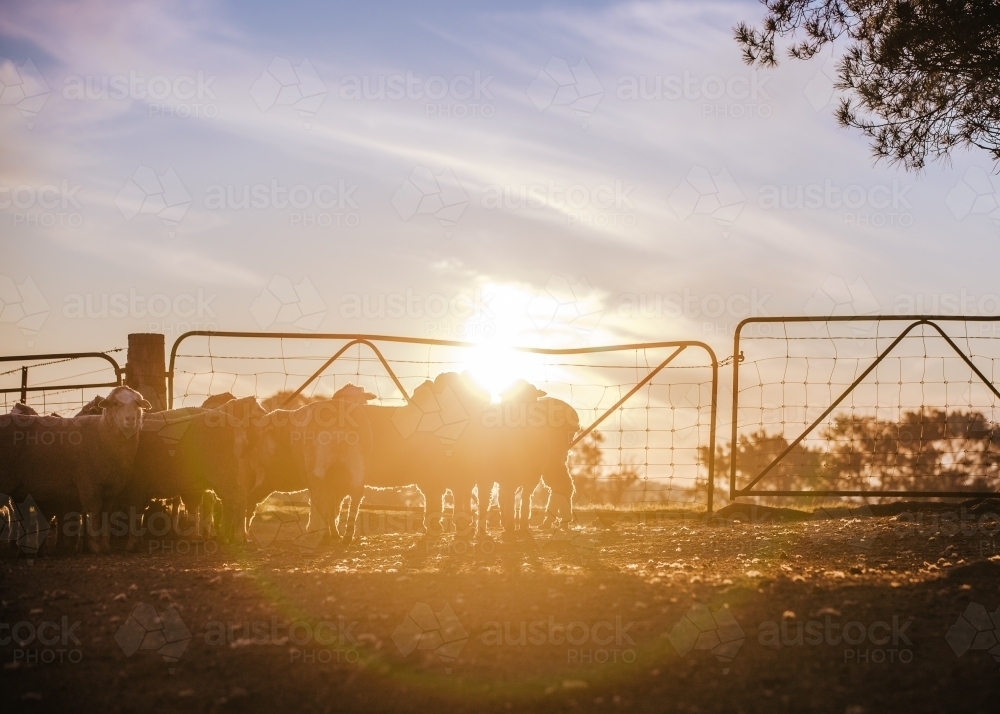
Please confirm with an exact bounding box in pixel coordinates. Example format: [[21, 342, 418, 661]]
[[0, 372, 581, 555]]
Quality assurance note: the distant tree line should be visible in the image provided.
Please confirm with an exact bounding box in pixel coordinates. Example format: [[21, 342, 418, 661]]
[[705, 408, 1000, 496]]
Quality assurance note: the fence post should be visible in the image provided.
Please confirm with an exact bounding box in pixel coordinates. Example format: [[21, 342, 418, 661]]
[[126, 333, 166, 412]]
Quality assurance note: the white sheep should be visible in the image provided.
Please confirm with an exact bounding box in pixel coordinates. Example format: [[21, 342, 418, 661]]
[[0, 386, 150, 554], [485, 380, 579, 540], [302, 374, 496, 541], [126, 396, 268, 548], [247, 385, 372, 546]]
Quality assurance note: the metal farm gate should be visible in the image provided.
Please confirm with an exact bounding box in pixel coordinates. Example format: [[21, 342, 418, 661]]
[[0, 351, 124, 415], [168, 332, 720, 512], [730, 315, 1000, 501]]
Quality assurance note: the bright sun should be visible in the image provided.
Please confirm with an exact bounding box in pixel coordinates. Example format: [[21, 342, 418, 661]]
[[455, 281, 584, 400], [454, 282, 539, 399], [462, 344, 525, 401]]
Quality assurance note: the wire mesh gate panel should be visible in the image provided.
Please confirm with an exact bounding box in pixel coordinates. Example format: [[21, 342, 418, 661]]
[[169, 332, 719, 511], [730, 316, 1000, 500], [0, 351, 124, 415]]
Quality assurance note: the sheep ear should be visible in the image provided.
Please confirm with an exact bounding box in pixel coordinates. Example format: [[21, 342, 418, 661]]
[[364, 391, 376, 401], [139, 399, 152, 410], [535, 388, 547, 398]]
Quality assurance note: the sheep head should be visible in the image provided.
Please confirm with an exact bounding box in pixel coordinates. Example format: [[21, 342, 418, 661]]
[[332, 383, 377, 404], [76, 395, 105, 416], [98, 386, 152, 437], [500, 379, 547, 404], [200, 392, 236, 409]]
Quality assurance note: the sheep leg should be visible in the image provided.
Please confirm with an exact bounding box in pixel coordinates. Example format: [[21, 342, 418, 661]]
[[55, 511, 80, 555], [75, 479, 111, 555], [341, 492, 363, 546], [193, 493, 217, 540], [517, 488, 529, 532], [453, 486, 475, 540], [497, 485, 516, 542], [173, 500, 186, 541], [317, 493, 344, 546], [83, 508, 108, 554], [125, 504, 146, 552], [425, 492, 444, 536], [339, 448, 366, 546], [306, 496, 332, 541], [410, 487, 427, 535], [474, 485, 487, 540], [230, 493, 247, 544], [218, 491, 247, 545]]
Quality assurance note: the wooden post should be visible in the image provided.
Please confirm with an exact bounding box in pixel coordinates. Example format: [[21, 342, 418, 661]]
[[126, 333, 166, 412]]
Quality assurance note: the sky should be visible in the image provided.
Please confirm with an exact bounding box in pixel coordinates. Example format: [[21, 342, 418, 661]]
[[2, 0, 999, 390]]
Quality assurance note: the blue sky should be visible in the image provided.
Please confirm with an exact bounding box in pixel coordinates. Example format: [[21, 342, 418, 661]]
[[2, 0, 998, 362]]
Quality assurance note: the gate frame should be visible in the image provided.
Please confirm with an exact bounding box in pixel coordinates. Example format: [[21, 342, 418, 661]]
[[0, 352, 123, 404], [168, 331, 720, 512], [731, 315, 1000, 500]]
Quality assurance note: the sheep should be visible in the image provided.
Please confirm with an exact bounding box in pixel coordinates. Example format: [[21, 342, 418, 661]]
[[428, 372, 499, 538], [483, 381, 580, 541], [125, 396, 267, 549], [0, 386, 151, 554], [371, 374, 577, 542], [76, 396, 105, 416], [246, 386, 371, 545], [200, 392, 236, 410], [1, 405, 38, 552], [300, 373, 495, 542]]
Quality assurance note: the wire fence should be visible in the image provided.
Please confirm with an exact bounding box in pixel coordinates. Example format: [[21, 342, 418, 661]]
[[169, 332, 719, 510], [730, 317, 1000, 500], [0, 350, 124, 416]]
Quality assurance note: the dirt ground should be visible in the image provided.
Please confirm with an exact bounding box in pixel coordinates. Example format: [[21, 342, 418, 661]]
[[3, 502, 1000, 714]]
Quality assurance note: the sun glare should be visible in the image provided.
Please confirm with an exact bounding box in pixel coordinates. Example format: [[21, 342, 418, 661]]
[[455, 282, 541, 399], [462, 344, 524, 401]]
